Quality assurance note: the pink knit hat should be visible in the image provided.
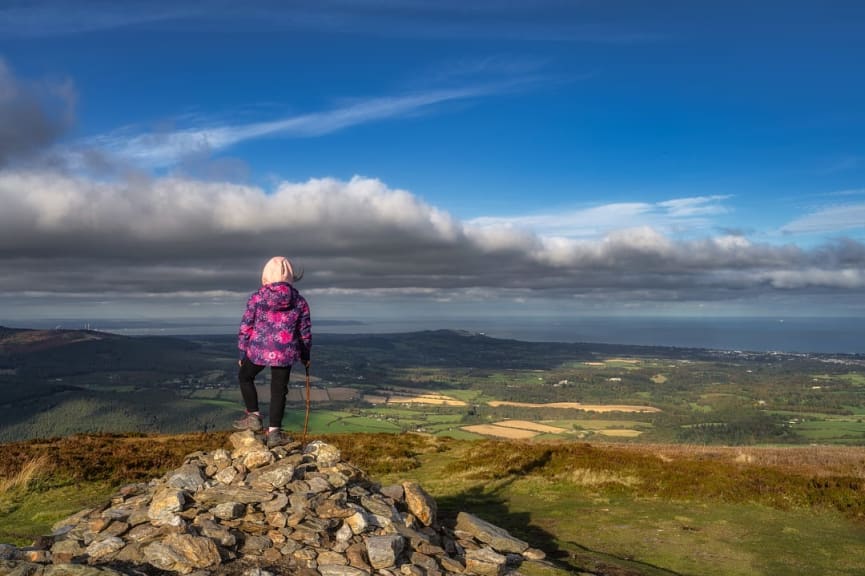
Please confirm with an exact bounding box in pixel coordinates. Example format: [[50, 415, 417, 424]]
[[261, 256, 301, 285]]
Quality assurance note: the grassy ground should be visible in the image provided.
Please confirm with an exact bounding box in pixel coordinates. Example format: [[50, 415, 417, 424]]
[[361, 437, 865, 576], [0, 480, 115, 544], [3, 432, 865, 575], [0, 432, 232, 544]]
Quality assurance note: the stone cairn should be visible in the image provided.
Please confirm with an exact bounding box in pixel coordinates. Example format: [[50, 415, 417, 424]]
[[0, 432, 546, 576]]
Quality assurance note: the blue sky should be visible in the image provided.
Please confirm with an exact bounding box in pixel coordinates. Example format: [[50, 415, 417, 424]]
[[1, 0, 864, 327]]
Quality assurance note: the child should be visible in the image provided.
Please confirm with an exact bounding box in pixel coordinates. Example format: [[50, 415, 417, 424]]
[[234, 256, 311, 447]]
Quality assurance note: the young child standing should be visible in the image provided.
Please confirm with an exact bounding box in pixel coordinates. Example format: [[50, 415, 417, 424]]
[[234, 256, 311, 447]]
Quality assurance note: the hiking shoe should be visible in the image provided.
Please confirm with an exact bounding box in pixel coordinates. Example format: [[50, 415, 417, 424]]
[[233, 413, 262, 431], [266, 429, 290, 448]]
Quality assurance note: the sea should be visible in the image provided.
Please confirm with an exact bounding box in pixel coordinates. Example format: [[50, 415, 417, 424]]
[[322, 316, 865, 355], [15, 316, 863, 355]]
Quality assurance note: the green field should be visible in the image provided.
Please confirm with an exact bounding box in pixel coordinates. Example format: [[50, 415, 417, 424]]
[[3, 328, 865, 446], [813, 373, 865, 386], [281, 410, 402, 434], [793, 419, 865, 443]]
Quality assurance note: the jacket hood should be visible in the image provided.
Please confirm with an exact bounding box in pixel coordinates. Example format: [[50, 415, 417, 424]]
[[258, 282, 296, 311]]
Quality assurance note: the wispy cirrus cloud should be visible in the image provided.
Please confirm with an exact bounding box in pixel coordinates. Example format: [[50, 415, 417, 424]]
[[467, 195, 731, 239], [657, 195, 731, 217], [0, 0, 193, 36], [781, 202, 865, 235], [81, 85, 503, 168], [0, 0, 661, 45], [823, 188, 865, 198]]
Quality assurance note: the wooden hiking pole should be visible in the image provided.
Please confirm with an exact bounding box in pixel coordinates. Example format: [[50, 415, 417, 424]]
[[302, 362, 311, 446]]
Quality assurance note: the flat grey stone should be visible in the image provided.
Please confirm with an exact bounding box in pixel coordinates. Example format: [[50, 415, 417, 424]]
[[196, 486, 274, 505], [319, 566, 370, 576], [84, 537, 124, 561], [379, 485, 404, 501], [364, 535, 404, 570], [304, 441, 341, 467], [465, 547, 507, 576], [211, 501, 246, 520], [43, 565, 125, 576], [455, 513, 528, 554], [147, 488, 185, 521], [0, 561, 43, 576], [167, 464, 206, 492], [247, 459, 296, 489]]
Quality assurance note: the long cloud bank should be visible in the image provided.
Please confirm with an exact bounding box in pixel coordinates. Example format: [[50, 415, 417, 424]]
[[1, 55, 864, 315], [2, 169, 864, 305]]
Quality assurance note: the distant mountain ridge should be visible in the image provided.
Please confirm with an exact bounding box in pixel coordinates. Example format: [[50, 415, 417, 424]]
[[0, 326, 122, 355], [0, 326, 202, 371]]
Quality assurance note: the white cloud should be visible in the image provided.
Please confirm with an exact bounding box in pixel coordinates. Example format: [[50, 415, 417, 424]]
[[781, 203, 865, 235], [468, 202, 652, 238], [760, 268, 865, 290], [82, 86, 498, 168], [0, 1, 192, 36], [1, 169, 862, 309], [824, 188, 865, 197], [657, 195, 731, 217], [0, 1, 660, 45], [467, 195, 731, 239]]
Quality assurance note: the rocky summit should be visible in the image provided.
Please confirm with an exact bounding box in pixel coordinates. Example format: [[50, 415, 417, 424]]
[[0, 432, 545, 576]]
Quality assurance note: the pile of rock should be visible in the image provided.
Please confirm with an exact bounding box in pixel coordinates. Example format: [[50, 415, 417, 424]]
[[0, 432, 545, 576]]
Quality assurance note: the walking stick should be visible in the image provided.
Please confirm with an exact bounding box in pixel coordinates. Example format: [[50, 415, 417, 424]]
[[302, 362, 311, 446]]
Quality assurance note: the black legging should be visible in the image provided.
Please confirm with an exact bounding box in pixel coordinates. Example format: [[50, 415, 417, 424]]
[[238, 356, 291, 428]]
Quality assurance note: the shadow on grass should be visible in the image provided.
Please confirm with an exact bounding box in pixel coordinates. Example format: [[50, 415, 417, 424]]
[[436, 478, 683, 576]]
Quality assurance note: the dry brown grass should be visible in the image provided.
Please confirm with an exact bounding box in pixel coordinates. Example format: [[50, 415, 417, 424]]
[[0, 455, 50, 495], [493, 420, 568, 434], [386, 395, 467, 406], [487, 400, 661, 413], [321, 432, 454, 475], [363, 391, 467, 406], [595, 429, 643, 438], [462, 424, 539, 439], [0, 432, 232, 486], [567, 467, 642, 488], [610, 443, 865, 479]]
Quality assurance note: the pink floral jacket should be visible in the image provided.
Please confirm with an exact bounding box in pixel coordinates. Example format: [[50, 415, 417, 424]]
[[237, 282, 311, 367]]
